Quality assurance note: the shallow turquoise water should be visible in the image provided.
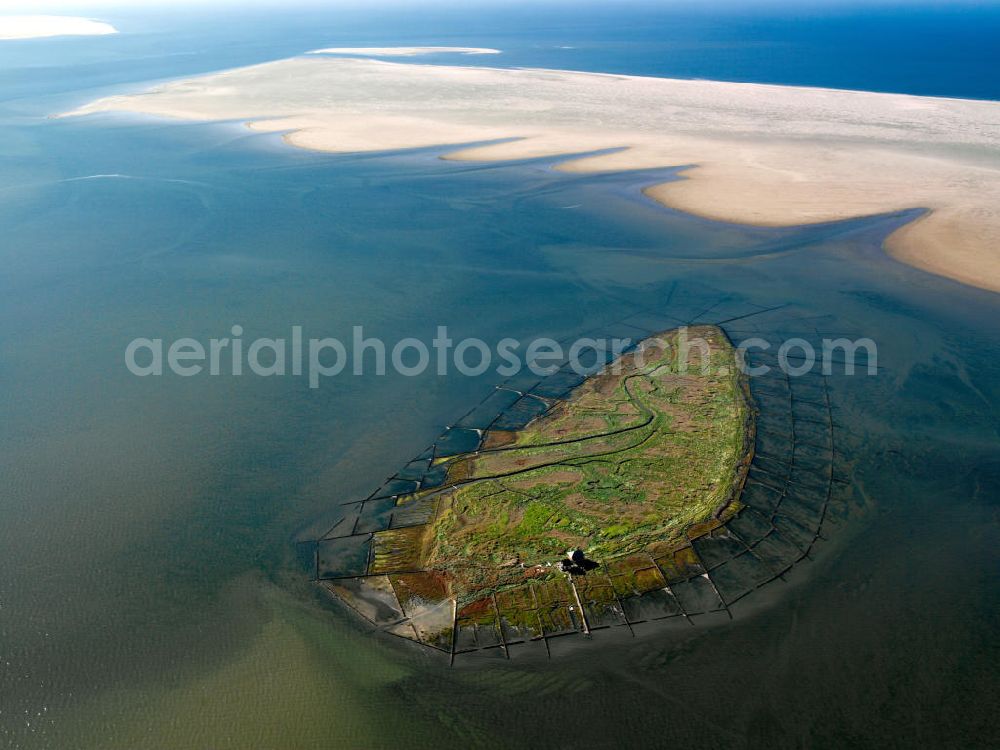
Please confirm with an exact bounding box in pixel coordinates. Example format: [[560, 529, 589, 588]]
[[1, 6, 999, 749]]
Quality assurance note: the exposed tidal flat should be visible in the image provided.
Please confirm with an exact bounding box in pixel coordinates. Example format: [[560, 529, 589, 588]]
[[68, 54, 1000, 292], [0, 16, 118, 41], [2, 13, 1000, 750]]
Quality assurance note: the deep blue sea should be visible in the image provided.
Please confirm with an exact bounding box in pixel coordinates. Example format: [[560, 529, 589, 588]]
[[0, 3, 998, 749]]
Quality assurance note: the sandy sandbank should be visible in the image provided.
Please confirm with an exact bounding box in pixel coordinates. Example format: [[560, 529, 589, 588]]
[[65, 56, 1000, 292], [0, 15, 117, 40], [308, 46, 499, 56]]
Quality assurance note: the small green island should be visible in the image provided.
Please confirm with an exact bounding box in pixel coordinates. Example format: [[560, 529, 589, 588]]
[[323, 326, 755, 653]]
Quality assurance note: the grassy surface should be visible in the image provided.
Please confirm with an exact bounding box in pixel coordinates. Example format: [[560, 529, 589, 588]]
[[407, 326, 753, 603], [374, 326, 752, 604]]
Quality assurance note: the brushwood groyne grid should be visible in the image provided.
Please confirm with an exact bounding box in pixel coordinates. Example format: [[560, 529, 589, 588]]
[[304, 291, 860, 662]]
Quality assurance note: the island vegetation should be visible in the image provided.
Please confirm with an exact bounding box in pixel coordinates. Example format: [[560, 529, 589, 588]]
[[321, 326, 755, 650], [412, 325, 752, 603]]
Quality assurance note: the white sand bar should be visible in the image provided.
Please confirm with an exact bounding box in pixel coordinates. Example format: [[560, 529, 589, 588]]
[[67, 56, 1000, 292], [308, 47, 499, 56], [0, 15, 117, 40]]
